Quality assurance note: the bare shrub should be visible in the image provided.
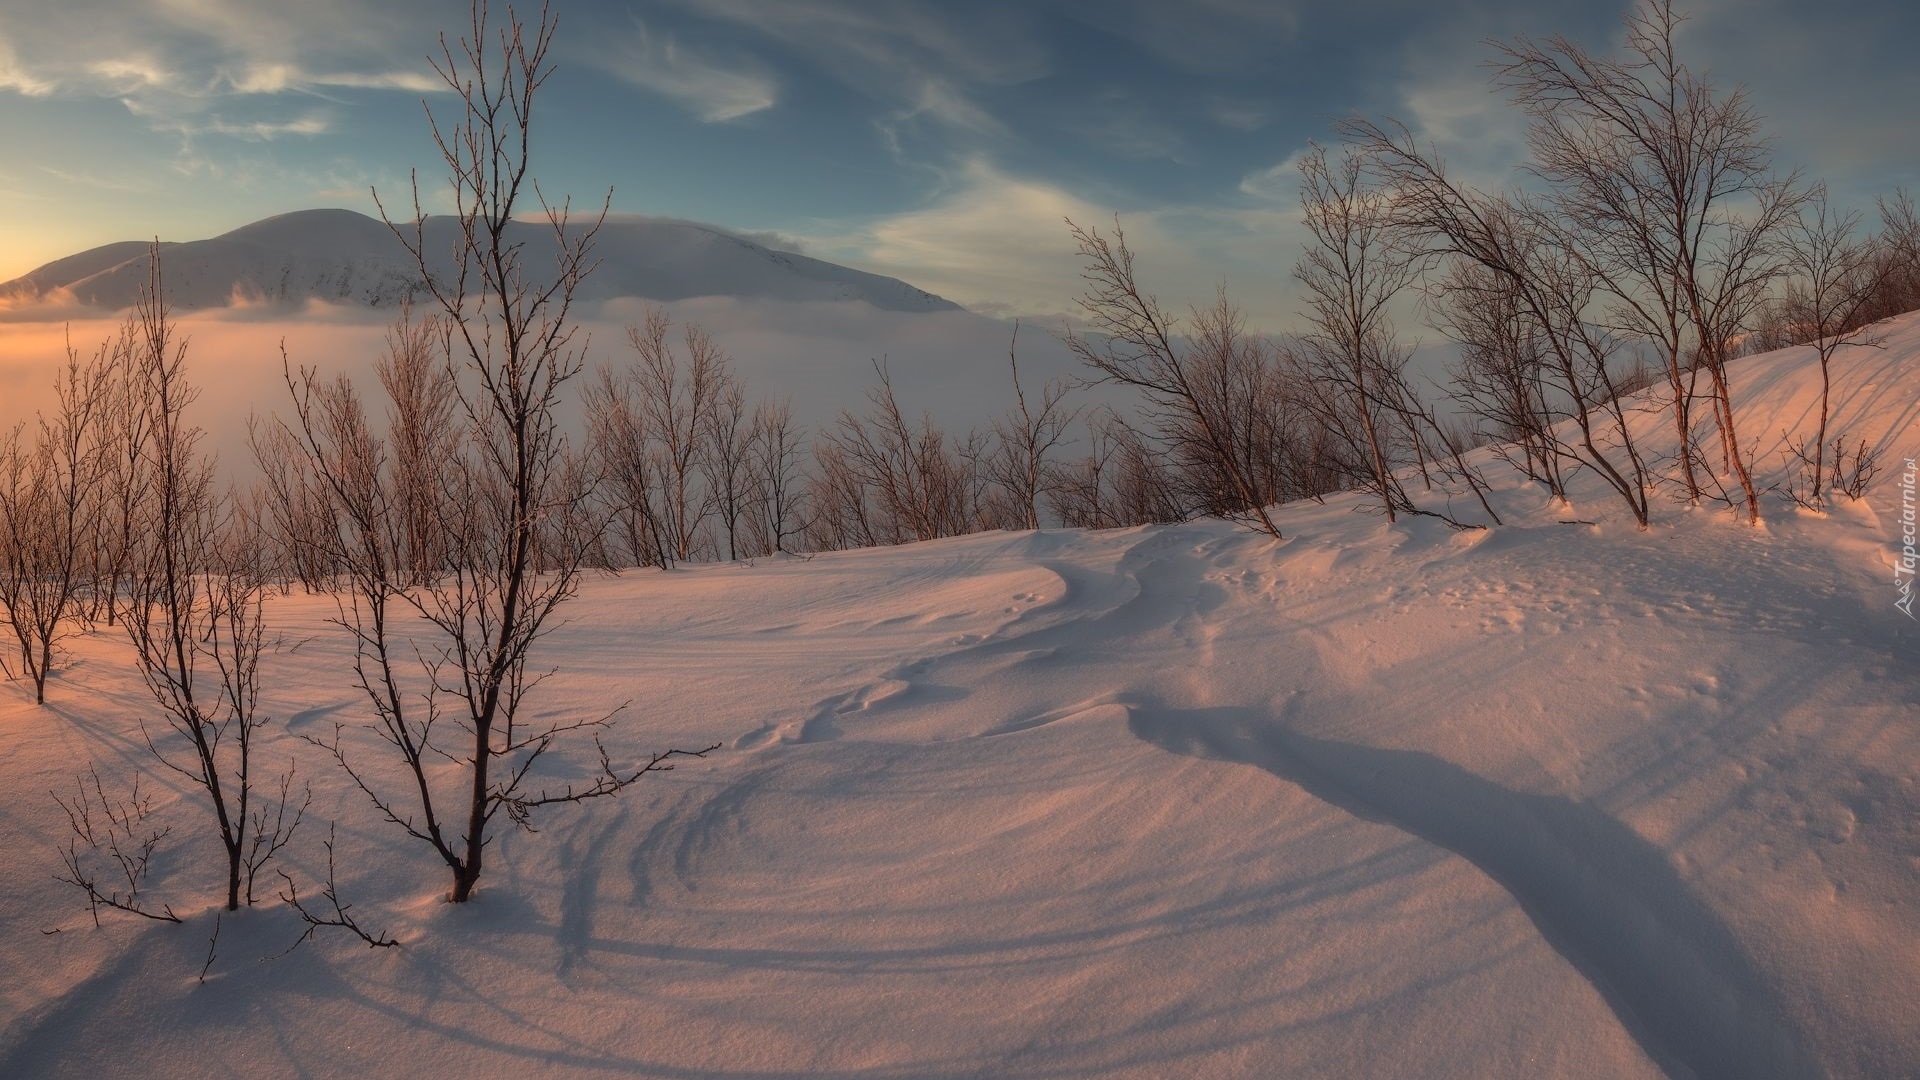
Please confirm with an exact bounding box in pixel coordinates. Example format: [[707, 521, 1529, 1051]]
[[1787, 438, 1881, 508], [816, 360, 985, 546], [276, 824, 399, 952], [54, 766, 179, 925]]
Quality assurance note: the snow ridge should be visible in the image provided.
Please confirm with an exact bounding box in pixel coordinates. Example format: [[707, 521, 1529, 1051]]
[[1132, 706, 1820, 1080]]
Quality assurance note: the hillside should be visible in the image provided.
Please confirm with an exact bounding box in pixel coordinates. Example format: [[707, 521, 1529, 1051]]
[[0, 209, 959, 314], [0, 314, 1915, 1078]]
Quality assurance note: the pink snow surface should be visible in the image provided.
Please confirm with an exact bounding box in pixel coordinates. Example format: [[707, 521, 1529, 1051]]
[[2, 315, 1917, 1078]]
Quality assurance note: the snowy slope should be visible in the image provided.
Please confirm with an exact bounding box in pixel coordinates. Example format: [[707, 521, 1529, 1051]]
[[0, 209, 959, 313], [0, 315, 1916, 1078]]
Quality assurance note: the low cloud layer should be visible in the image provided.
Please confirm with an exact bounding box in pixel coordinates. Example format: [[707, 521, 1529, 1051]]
[[0, 298, 1102, 482]]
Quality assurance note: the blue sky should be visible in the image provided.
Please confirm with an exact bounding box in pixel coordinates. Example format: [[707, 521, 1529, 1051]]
[[3, 0, 1917, 328]]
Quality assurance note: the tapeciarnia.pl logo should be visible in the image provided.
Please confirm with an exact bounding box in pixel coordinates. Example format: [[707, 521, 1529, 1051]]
[[1898, 457, 1916, 619]]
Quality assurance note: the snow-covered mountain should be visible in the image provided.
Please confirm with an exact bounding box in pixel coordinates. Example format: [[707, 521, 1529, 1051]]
[[0, 209, 959, 314]]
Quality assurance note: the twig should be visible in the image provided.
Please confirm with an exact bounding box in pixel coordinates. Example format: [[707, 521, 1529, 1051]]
[[199, 912, 222, 983], [274, 824, 399, 954]]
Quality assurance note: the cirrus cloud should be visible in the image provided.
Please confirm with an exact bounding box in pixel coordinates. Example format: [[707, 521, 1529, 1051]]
[[589, 16, 778, 123]]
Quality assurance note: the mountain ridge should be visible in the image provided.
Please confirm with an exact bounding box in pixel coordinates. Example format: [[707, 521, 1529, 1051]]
[[0, 209, 958, 315]]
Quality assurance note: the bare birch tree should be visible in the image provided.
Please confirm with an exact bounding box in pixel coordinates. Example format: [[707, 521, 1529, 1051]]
[[0, 338, 111, 703], [1343, 117, 1654, 526], [744, 398, 805, 556], [377, 302, 459, 583], [1429, 257, 1567, 500], [819, 361, 984, 545], [1064, 219, 1289, 537], [985, 324, 1078, 531], [1862, 189, 1920, 324], [583, 365, 668, 568], [701, 372, 752, 561], [292, 0, 713, 904], [1491, 0, 1803, 521], [117, 250, 303, 913], [1778, 186, 1885, 506], [1292, 143, 1422, 522], [624, 309, 728, 565], [95, 323, 154, 622], [1047, 411, 1119, 531]]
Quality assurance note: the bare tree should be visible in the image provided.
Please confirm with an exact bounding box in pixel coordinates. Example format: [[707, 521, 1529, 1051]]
[[744, 398, 805, 556], [1430, 257, 1567, 500], [118, 251, 303, 913], [1770, 187, 1884, 506], [93, 322, 154, 623], [1861, 189, 1920, 324], [702, 373, 752, 561], [583, 309, 748, 566], [819, 360, 984, 545], [629, 309, 727, 564], [1106, 414, 1188, 527], [1682, 179, 1801, 520], [583, 364, 668, 568], [1048, 408, 1186, 530], [0, 339, 111, 703], [249, 409, 345, 592], [377, 302, 459, 584], [984, 324, 1078, 531], [1047, 411, 1119, 531], [1492, 0, 1804, 521], [805, 439, 877, 551], [1293, 143, 1423, 522], [289, 0, 715, 904], [1182, 296, 1323, 517], [1343, 118, 1654, 526], [1064, 219, 1290, 538]]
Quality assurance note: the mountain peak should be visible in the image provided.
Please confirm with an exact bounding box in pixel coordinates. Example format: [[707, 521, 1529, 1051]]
[[1, 210, 958, 315]]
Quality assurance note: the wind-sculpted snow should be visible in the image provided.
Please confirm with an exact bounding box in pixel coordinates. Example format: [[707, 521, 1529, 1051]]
[[1132, 708, 1821, 1080], [1, 315, 1918, 1077]]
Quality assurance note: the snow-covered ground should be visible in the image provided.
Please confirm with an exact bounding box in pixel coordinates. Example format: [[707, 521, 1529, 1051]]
[[1, 316, 1917, 1078]]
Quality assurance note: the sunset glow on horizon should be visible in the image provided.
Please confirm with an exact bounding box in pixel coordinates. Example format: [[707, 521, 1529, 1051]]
[[4, 0, 1918, 329]]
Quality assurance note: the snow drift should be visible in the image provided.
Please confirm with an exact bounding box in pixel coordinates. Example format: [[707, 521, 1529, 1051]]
[[0, 313, 1916, 1078]]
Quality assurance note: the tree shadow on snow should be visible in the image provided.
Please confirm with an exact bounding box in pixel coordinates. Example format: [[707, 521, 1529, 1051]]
[[1127, 700, 1823, 1080]]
